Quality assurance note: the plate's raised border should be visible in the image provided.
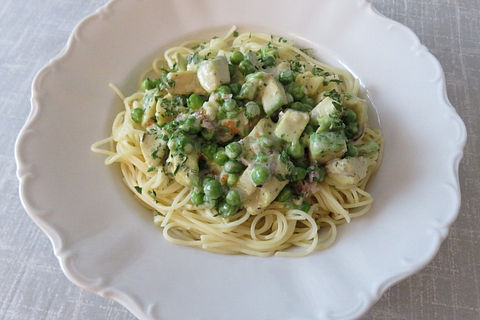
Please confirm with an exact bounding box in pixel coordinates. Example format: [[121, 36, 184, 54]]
[[15, 0, 467, 319]]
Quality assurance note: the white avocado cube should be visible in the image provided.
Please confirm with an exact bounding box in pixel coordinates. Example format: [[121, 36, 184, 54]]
[[167, 71, 207, 95], [309, 97, 339, 125], [197, 56, 230, 93], [309, 131, 347, 163], [326, 156, 374, 186], [248, 118, 276, 139], [140, 127, 167, 167], [261, 78, 288, 115], [236, 166, 257, 197], [274, 109, 310, 142]]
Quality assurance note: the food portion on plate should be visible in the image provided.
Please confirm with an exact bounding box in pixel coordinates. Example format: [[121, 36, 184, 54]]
[[92, 27, 383, 256]]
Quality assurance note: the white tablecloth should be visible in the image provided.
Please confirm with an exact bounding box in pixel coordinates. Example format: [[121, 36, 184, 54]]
[[1, 0, 479, 319]]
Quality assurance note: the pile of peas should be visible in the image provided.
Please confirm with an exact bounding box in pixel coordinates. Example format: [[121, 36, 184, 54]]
[[133, 44, 361, 217]]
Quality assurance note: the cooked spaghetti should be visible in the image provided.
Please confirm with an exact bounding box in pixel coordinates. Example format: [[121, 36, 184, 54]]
[[92, 27, 383, 257]]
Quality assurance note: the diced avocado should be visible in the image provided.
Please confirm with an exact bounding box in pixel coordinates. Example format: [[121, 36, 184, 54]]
[[261, 78, 288, 116], [257, 178, 288, 208], [248, 118, 276, 139], [244, 50, 261, 69], [164, 151, 199, 187], [167, 71, 207, 95], [314, 75, 343, 102], [175, 52, 187, 71], [200, 100, 218, 121], [326, 156, 374, 186], [274, 109, 310, 142], [236, 166, 257, 196], [343, 96, 368, 128], [173, 155, 199, 187], [155, 100, 173, 126], [309, 131, 347, 163], [238, 78, 261, 100], [197, 56, 230, 93], [296, 72, 323, 96], [140, 127, 168, 167], [309, 97, 340, 125]]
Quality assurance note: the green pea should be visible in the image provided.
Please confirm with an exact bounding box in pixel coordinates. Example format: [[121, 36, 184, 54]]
[[228, 64, 235, 77], [202, 176, 214, 187], [223, 99, 238, 112], [227, 174, 239, 187], [245, 101, 261, 119], [287, 83, 305, 101], [218, 202, 238, 217], [343, 108, 357, 123], [140, 78, 156, 91], [225, 189, 241, 206], [191, 191, 204, 205], [276, 187, 292, 202], [130, 108, 144, 123], [255, 151, 268, 164], [187, 93, 205, 110], [287, 141, 305, 159], [201, 144, 217, 160], [229, 82, 242, 95], [291, 166, 307, 182], [279, 69, 295, 84], [262, 55, 276, 67], [259, 136, 274, 148], [230, 51, 244, 65], [239, 59, 255, 75], [224, 160, 244, 174], [214, 149, 229, 165], [290, 101, 312, 112], [225, 142, 242, 159], [215, 85, 232, 98], [345, 121, 359, 138], [346, 142, 359, 157], [203, 179, 223, 199], [301, 96, 316, 107], [201, 128, 215, 140], [251, 166, 269, 185]]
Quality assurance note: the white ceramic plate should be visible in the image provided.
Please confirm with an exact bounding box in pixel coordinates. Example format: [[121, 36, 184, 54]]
[[16, 0, 467, 319]]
